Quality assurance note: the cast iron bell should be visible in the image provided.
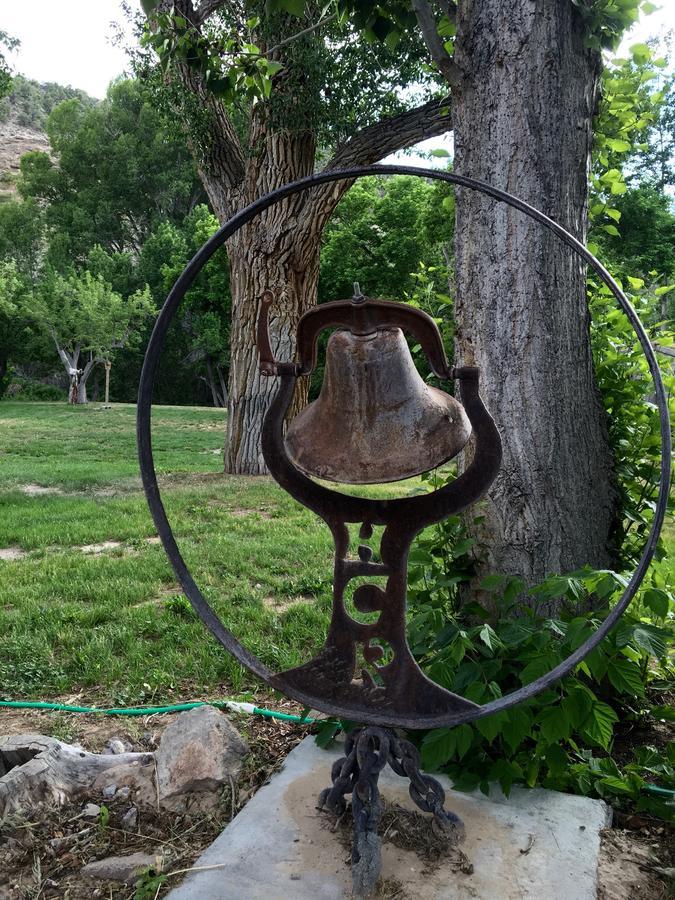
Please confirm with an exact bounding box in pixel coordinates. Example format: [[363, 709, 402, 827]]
[[285, 324, 472, 484]]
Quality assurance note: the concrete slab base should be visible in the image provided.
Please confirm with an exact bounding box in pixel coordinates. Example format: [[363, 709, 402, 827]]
[[167, 735, 610, 900]]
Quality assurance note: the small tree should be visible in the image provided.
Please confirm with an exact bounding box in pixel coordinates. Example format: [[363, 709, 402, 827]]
[[30, 271, 154, 404]]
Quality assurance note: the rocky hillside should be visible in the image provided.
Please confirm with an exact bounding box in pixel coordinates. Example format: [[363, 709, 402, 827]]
[[0, 76, 96, 201], [0, 115, 50, 200]]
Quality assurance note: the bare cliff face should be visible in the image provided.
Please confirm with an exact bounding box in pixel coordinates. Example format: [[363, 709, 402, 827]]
[[0, 112, 50, 201]]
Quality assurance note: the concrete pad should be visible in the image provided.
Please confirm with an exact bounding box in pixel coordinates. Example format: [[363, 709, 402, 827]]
[[167, 735, 611, 900]]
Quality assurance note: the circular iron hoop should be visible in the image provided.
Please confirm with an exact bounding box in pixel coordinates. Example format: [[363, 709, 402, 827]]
[[137, 165, 671, 729]]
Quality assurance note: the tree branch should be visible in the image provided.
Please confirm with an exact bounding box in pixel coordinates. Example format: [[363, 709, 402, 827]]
[[192, 0, 233, 26], [325, 96, 452, 171], [157, 0, 246, 217], [303, 95, 452, 240], [411, 0, 461, 90]]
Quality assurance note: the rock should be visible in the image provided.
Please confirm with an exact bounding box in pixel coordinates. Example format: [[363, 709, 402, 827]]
[[155, 706, 248, 811], [101, 784, 116, 799], [121, 806, 138, 829], [106, 739, 127, 755], [81, 802, 101, 819], [80, 851, 165, 884]]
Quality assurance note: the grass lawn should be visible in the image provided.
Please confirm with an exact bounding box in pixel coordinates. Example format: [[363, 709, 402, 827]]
[[0, 401, 345, 706], [1, 401, 671, 710]]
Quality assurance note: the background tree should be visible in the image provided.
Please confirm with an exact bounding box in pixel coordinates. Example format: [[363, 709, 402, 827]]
[[18, 79, 204, 266], [321, 0, 667, 591], [27, 271, 154, 404], [140, 0, 454, 473], [319, 174, 453, 301]]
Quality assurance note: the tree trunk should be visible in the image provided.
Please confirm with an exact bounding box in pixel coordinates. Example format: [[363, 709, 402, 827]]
[[104, 360, 111, 405], [452, 1, 616, 593], [225, 161, 324, 472], [204, 356, 221, 408], [216, 363, 228, 406]]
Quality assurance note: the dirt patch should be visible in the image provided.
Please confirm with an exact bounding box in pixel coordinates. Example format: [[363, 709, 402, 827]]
[[330, 800, 472, 878], [227, 506, 273, 519], [20, 483, 63, 496], [80, 540, 124, 555], [598, 825, 673, 900], [263, 594, 314, 613], [0, 547, 27, 561]]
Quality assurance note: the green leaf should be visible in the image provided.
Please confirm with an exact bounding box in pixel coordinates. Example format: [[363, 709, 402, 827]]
[[599, 775, 642, 797], [479, 623, 499, 650], [642, 588, 669, 619], [140, 0, 161, 14], [582, 701, 618, 750], [538, 706, 571, 744], [629, 43, 652, 64], [455, 724, 473, 760], [606, 658, 645, 696], [314, 720, 341, 748], [606, 138, 632, 152], [605, 207, 621, 222], [603, 224, 620, 236], [421, 727, 455, 769], [475, 712, 504, 744], [502, 707, 532, 753], [626, 276, 644, 290], [430, 148, 451, 158], [545, 742, 569, 777], [489, 759, 523, 797], [629, 624, 668, 658], [650, 705, 675, 723]]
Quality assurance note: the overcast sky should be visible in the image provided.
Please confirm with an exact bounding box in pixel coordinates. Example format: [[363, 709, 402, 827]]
[[2, 1, 673, 164]]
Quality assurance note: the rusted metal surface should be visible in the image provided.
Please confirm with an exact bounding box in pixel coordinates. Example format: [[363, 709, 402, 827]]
[[261, 361, 500, 726], [285, 325, 471, 484], [136, 165, 671, 732]]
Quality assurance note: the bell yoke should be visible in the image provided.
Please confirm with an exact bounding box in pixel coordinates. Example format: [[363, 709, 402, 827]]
[[257, 284, 502, 724]]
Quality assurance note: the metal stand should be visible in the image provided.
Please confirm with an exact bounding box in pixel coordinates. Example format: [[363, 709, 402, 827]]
[[318, 726, 465, 897]]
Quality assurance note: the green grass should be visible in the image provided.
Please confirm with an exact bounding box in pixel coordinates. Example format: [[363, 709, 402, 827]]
[[2, 401, 670, 708], [0, 401, 419, 706], [0, 401, 341, 704]]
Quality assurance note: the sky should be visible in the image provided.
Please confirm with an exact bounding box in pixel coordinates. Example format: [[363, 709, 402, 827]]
[[2, 0, 673, 165]]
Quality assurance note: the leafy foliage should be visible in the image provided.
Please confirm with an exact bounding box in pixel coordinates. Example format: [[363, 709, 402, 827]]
[[0, 30, 19, 101], [0, 74, 97, 128]]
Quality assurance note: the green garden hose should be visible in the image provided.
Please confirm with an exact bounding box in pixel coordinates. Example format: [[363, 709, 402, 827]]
[[0, 698, 315, 724], [1, 700, 672, 800]]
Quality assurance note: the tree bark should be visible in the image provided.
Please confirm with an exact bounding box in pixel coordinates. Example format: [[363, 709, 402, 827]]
[[451, 0, 616, 593]]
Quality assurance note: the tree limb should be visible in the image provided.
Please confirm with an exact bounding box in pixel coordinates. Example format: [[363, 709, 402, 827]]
[[411, 0, 462, 90], [325, 96, 452, 170], [156, 0, 246, 216], [302, 95, 452, 240], [192, 0, 233, 26]]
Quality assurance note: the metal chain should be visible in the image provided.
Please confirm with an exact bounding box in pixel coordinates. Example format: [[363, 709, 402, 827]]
[[318, 726, 466, 895]]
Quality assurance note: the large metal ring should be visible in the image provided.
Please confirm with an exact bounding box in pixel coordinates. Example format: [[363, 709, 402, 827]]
[[137, 165, 671, 728]]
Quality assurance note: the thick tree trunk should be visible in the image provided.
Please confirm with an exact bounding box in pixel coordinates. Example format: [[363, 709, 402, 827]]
[[452, 1, 616, 592], [226, 225, 320, 473]]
